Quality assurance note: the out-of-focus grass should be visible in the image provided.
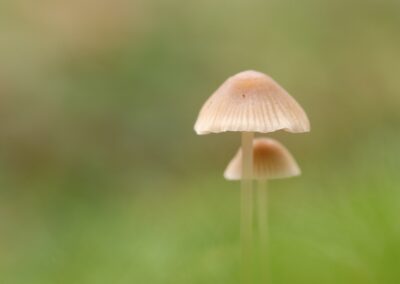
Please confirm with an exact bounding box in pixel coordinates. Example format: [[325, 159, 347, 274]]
[[1, 136, 400, 284]]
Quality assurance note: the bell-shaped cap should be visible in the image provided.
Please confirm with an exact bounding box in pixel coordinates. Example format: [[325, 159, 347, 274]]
[[194, 70, 310, 135], [224, 138, 301, 180]]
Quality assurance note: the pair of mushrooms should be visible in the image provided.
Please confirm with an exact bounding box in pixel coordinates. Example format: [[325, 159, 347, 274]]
[[194, 70, 309, 180], [194, 70, 310, 281]]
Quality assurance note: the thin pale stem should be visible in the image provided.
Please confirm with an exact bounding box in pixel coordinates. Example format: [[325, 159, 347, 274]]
[[257, 179, 268, 284], [241, 132, 254, 284]]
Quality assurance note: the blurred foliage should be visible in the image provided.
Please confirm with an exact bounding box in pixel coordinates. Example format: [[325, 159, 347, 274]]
[[0, 0, 400, 283]]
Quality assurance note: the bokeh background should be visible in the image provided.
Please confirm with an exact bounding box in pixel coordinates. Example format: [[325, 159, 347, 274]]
[[1, 0, 400, 283]]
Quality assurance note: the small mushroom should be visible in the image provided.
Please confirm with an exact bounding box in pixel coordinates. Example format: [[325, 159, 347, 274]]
[[224, 137, 301, 282], [224, 138, 301, 181]]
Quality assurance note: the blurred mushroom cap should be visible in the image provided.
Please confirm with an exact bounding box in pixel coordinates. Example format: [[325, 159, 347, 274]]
[[224, 138, 301, 180], [194, 70, 310, 135]]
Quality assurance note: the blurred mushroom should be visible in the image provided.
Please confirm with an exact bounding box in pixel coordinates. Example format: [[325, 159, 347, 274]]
[[224, 138, 301, 181], [224, 137, 301, 282]]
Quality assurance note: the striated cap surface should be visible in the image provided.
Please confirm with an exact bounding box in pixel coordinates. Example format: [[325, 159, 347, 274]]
[[194, 70, 310, 135], [224, 138, 301, 180]]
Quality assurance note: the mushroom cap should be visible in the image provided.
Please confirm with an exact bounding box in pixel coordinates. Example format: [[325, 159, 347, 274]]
[[224, 138, 301, 180], [194, 70, 310, 135]]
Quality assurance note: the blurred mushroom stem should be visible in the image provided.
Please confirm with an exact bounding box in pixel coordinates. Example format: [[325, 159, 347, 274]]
[[257, 179, 269, 283], [240, 131, 254, 283]]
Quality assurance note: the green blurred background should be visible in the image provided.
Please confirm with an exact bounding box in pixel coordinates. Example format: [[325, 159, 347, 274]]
[[1, 0, 400, 283]]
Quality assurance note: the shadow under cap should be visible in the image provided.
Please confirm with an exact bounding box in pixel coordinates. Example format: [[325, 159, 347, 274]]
[[224, 138, 301, 181], [194, 70, 310, 135]]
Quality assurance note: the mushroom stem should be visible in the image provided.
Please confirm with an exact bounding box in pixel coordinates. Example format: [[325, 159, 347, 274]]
[[257, 179, 269, 283], [240, 131, 254, 283]]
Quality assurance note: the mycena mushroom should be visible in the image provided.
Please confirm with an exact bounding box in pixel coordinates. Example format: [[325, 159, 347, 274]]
[[194, 70, 309, 283], [224, 138, 301, 283]]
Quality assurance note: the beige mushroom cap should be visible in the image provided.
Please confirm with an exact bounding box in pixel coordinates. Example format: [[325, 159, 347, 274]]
[[194, 70, 310, 135], [224, 138, 301, 180]]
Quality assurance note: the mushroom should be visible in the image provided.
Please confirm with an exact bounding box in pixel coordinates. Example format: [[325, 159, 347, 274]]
[[224, 137, 301, 181], [224, 137, 301, 282], [194, 70, 309, 282]]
